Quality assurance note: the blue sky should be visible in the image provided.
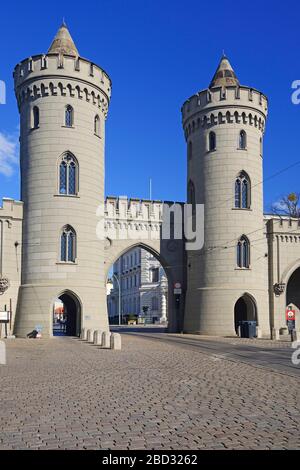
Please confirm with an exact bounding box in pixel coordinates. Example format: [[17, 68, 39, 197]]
[[0, 0, 299, 210]]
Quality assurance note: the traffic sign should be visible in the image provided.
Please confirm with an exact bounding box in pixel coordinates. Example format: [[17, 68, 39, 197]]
[[286, 308, 296, 321], [174, 282, 181, 289], [174, 288, 182, 295]]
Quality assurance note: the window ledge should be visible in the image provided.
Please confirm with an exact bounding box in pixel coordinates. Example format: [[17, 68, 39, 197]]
[[54, 194, 80, 198], [56, 261, 78, 266], [61, 125, 75, 129], [30, 126, 39, 132], [232, 207, 252, 211], [235, 267, 251, 271], [207, 149, 216, 154], [237, 147, 248, 151]]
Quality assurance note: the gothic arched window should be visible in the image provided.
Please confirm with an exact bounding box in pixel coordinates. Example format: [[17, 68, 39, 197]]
[[32, 106, 39, 128], [60, 225, 76, 262], [65, 105, 73, 127], [235, 172, 250, 209], [239, 130, 247, 149], [59, 153, 78, 195], [209, 131, 216, 151], [237, 235, 250, 268], [94, 115, 100, 136]]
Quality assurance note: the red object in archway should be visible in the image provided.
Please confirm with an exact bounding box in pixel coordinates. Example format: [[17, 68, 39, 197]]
[[286, 308, 296, 321]]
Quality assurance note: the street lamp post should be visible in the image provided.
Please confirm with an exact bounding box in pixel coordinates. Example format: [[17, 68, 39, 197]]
[[112, 273, 122, 325]]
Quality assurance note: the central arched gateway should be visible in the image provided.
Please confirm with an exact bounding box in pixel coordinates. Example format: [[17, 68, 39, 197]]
[[104, 197, 186, 332], [286, 266, 300, 328], [52, 291, 81, 337], [104, 240, 185, 332], [286, 267, 300, 309], [106, 244, 169, 326], [234, 293, 257, 334]]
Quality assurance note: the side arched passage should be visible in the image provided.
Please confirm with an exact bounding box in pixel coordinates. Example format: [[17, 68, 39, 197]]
[[234, 293, 257, 334], [52, 291, 81, 336]]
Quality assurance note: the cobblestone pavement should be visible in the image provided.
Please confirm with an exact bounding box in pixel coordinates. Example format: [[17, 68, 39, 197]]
[[1, 334, 300, 450]]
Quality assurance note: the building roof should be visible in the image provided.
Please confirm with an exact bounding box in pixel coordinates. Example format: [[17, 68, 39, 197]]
[[209, 54, 239, 88], [48, 22, 79, 56]]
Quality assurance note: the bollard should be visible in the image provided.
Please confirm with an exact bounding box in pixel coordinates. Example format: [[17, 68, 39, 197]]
[[93, 330, 103, 345], [101, 331, 111, 348], [86, 329, 94, 343], [80, 328, 87, 340], [256, 326, 262, 339], [237, 325, 241, 337], [111, 333, 122, 350], [292, 330, 300, 341], [0, 340, 6, 365]]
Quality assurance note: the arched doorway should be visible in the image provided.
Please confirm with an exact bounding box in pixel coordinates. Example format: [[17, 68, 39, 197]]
[[286, 267, 300, 327], [234, 293, 257, 334], [106, 245, 169, 326], [52, 291, 81, 336]]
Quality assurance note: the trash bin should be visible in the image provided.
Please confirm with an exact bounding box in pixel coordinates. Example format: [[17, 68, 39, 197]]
[[240, 320, 257, 338]]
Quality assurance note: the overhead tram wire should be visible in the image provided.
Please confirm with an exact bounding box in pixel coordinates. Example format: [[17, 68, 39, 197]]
[[16, 158, 300, 268]]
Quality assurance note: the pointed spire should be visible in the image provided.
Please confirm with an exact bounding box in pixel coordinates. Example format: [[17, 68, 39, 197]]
[[209, 55, 239, 89], [48, 22, 79, 56]]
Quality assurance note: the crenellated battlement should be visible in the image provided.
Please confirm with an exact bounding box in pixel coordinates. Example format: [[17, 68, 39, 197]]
[[104, 197, 184, 242], [266, 216, 300, 237], [105, 197, 184, 222], [0, 198, 23, 220], [105, 197, 164, 222], [14, 54, 111, 115], [182, 85, 268, 140]]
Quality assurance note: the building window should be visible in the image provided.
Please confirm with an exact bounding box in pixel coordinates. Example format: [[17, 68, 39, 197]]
[[60, 225, 76, 262], [239, 130, 247, 149], [32, 106, 39, 128], [59, 153, 78, 195], [150, 268, 159, 283], [209, 131, 216, 151], [94, 115, 100, 136], [237, 236, 250, 268], [65, 105, 74, 127], [151, 296, 159, 310], [235, 172, 250, 209]]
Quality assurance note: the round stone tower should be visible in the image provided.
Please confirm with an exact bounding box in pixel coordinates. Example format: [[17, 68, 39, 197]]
[[182, 55, 269, 336], [13, 23, 111, 337]]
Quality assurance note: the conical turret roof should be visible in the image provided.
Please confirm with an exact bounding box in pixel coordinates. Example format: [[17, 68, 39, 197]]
[[209, 54, 239, 88], [48, 22, 79, 56]]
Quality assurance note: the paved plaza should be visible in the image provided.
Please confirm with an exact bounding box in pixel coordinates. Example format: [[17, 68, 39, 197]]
[[0, 331, 300, 450]]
